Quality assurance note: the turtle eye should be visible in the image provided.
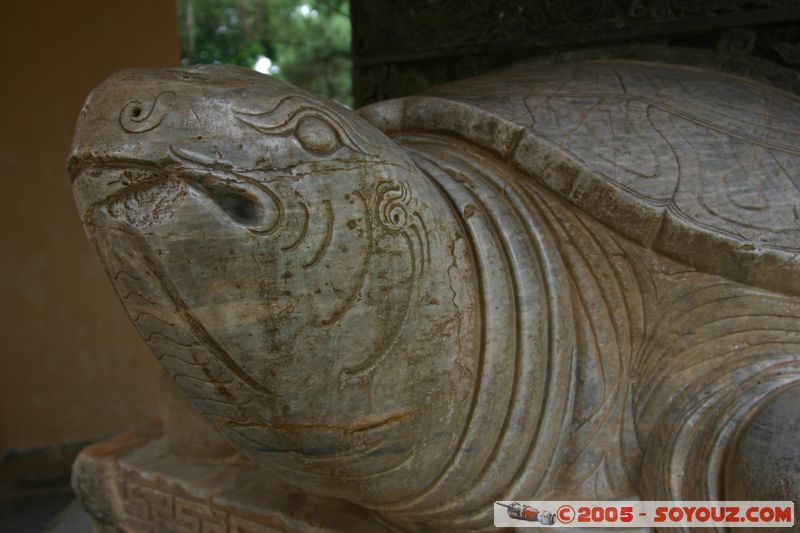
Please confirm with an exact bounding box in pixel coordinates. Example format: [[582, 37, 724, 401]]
[[295, 116, 340, 155]]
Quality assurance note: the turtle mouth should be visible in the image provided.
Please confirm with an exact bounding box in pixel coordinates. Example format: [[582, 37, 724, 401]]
[[73, 162, 283, 234], [67, 152, 175, 183]]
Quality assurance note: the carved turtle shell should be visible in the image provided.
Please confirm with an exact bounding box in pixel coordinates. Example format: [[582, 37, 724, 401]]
[[360, 59, 800, 296]]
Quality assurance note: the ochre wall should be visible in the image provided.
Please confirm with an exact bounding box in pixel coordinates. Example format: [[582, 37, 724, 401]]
[[0, 1, 180, 453]]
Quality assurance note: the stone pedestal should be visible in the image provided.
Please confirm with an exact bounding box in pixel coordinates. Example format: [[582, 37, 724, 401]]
[[71, 426, 392, 532]]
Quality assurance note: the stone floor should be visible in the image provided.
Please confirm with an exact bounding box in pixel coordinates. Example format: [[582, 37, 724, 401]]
[[0, 444, 91, 533], [0, 494, 92, 533], [47, 500, 93, 533]]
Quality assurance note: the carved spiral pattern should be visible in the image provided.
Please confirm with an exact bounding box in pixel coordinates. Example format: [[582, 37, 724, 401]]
[[377, 180, 411, 230], [119, 91, 175, 133], [718, 28, 757, 55]]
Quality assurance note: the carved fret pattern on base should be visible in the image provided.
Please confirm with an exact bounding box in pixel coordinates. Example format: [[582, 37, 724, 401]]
[[122, 478, 281, 533]]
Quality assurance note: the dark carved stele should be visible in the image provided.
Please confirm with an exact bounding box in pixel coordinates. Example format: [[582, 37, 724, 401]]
[[351, 0, 800, 107]]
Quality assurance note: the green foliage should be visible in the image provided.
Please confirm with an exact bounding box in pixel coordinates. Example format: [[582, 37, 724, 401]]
[[177, 0, 352, 106]]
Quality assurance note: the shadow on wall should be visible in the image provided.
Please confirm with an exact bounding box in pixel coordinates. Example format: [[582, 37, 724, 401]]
[[0, 1, 179, 460]]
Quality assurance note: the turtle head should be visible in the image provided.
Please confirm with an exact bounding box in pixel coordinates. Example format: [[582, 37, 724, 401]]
[[68, 66, 478, 504]]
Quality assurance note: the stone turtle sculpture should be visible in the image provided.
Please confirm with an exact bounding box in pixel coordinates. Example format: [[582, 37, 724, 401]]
[[68, 59, 800, 530]]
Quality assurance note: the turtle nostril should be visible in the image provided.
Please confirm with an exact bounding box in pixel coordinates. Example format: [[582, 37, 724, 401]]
[[201, 181, 263, 226], [181, 172, 282, 233]]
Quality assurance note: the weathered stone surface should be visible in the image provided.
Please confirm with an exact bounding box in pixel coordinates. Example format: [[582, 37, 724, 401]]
[[158, 369, 236, 460], [68, 59, 800, 530]]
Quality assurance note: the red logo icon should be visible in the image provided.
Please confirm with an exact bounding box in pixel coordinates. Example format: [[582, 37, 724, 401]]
[[497, 502, 556, 525], [557, 505, 576, 524]]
